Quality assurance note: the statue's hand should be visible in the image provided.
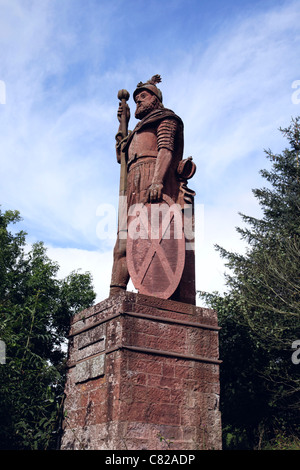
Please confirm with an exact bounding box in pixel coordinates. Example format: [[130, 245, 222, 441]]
[[117, 102, 130, 125], [115, 133, 130, 163], [146, 183, 163, 203]]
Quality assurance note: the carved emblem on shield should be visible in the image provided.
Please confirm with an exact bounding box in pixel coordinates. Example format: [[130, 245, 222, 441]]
[[127, 194, 185, 299]]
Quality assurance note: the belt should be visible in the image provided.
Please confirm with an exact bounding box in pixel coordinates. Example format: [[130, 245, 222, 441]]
[[128, 152, 157, 171]]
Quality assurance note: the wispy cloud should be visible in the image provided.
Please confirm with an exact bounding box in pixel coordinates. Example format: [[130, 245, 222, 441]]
[[166, 1, 300, 178], [1, 0, 300, 299]]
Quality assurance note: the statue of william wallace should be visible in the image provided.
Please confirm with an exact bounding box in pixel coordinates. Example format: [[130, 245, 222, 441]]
[[109, 75, 196, 305]]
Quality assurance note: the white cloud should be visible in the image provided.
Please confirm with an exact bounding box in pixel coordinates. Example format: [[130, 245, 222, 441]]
[[165, 1, 300, 181], [46, 244, 138, 305], [0, 0, 119, 247], [1, 0, 300, 304], [46, 246, 112, 303]]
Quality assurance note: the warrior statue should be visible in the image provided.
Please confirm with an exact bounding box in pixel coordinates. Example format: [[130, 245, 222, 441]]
[[109, 75, 196, 304]]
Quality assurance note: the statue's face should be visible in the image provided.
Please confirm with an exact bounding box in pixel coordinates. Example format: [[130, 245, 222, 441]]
[[134, 90, 158, 119]]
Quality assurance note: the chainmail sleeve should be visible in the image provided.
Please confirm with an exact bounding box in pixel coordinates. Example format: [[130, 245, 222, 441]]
[[157, 118, 178, 152]]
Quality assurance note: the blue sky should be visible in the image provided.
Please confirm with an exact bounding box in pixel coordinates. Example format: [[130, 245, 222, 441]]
[[1, 0, 300, 303]]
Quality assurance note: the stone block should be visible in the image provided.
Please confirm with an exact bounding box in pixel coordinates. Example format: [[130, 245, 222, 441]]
[[75, 354, 105, 383], [61, 292, 222, 450]]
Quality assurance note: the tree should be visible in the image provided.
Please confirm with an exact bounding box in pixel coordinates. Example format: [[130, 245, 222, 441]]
[[0, 208, 96, 449], [201, 117, 300, 449], [201, 292, 273, 449]]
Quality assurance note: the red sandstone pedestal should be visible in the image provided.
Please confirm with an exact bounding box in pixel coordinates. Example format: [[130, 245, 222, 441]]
[[61, 292, 222, 450]]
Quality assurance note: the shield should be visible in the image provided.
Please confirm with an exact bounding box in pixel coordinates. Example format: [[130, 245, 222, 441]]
[[127, 194, 185, 299]]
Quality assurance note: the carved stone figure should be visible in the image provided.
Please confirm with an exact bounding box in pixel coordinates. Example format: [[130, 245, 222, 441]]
[[110, 76, 196, 304]]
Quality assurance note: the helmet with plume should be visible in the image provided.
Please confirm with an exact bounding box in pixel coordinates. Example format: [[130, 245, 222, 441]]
[[133, 74, 163, 103]]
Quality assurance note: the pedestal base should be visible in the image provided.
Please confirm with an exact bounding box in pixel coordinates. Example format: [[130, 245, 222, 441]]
[[61, 292, 222, 450]]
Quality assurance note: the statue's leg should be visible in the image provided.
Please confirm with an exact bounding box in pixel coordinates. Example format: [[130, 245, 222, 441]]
[[109, 234, 129, 296]]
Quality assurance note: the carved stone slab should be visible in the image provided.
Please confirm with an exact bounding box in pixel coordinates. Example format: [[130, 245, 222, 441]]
[[75, 354, 105, 383]]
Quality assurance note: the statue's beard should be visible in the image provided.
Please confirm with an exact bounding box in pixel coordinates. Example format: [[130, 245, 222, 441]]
[[135, 97, 159, 119]]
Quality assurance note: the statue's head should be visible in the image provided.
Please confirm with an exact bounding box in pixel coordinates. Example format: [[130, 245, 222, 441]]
[[133, 75, 164, 119]]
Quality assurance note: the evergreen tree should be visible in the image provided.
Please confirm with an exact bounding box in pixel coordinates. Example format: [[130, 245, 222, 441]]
[[0, 209, 96, 449], [201, 117, 300, 448]]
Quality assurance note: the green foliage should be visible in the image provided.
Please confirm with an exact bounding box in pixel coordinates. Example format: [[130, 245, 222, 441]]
[[262, 431, 300, 450], [0, 208, 96, 449], [200, 117, 300, 449], [201, 291, 272, 449]]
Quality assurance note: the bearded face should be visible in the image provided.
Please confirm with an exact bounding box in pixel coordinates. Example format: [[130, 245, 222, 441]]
[[134, 90, 161, 119]]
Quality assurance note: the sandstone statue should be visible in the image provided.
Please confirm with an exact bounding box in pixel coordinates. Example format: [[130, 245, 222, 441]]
[[109, 75, 196, 304]]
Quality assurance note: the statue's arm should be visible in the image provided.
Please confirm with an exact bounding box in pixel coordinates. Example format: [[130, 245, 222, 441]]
[[115, 131, 123, 163], [115, 101, 130, 163], [146, 118, 177, 202], [115, 131, 131, 164]]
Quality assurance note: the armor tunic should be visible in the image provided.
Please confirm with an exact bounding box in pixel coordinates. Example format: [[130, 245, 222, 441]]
[[126, 116, 181, 207]]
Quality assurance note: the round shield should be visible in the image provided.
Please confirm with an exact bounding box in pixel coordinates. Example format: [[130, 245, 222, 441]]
[[127, 194, 185, 299]]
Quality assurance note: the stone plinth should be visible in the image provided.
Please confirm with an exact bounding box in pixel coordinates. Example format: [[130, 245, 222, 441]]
[[61, 292, 222, 450]]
